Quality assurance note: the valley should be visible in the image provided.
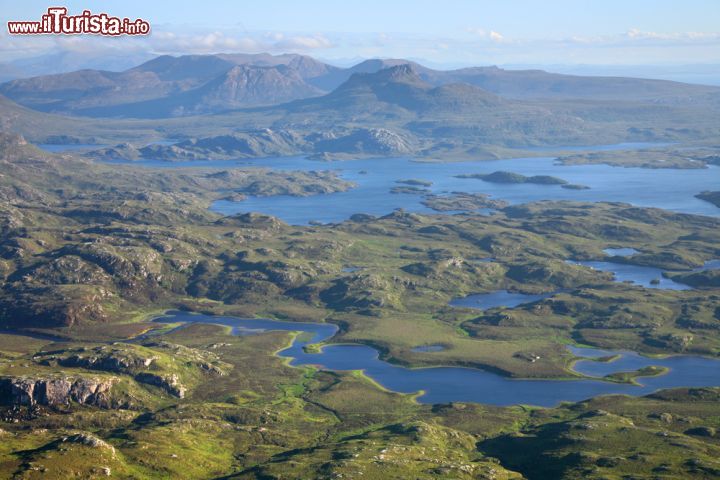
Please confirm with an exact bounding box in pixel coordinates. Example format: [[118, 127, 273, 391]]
[[1, 49, 720, 479]]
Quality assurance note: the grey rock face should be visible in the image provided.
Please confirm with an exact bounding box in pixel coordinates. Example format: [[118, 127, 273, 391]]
[[134, 372, 186, 398], [0, 376, 116, 407]]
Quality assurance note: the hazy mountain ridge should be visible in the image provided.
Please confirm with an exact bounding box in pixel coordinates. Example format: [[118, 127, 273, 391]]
[[77, 64, 326, 117], [0, 56, 235, 112], [2, 52, 719, 118], [1, 56, 719, 158], [0, 53, 328, 116]]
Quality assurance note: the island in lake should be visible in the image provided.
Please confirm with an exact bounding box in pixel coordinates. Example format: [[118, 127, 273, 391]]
[[456, 170, 591, 190]]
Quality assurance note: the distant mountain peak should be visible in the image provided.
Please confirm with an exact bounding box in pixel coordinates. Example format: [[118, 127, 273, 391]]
[[130, 54, 234, 81], [339, 64, 429, 92], [188, 63, 323, 110], [378, 64, 420, 81], [349, 58, 422, 73]]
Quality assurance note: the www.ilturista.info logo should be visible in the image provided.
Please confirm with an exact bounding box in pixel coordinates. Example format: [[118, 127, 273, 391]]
[[7, 7, 150, 35]]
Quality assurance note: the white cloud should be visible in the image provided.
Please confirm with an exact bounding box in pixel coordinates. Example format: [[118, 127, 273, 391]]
[[466, 27, 487, 37], [564, 29, 720, 47], [273, 34, 333, 50], [145, 30, 333, 54], [625, 28, 720, 42], [149, 31, 264, 53], [2, 23, 720, 68], [489, 31, 504, 42], [466, 27, 506, 43]]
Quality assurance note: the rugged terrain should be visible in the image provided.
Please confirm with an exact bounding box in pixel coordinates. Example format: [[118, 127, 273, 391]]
[[1, 55, 720, 478], [2, 135, 719, 374]]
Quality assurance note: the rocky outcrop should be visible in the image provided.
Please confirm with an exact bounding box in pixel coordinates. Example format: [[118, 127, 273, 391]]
[[0, 285, 111, 328], [88, 127, 413, 161], [59, 244, 164, 287], [53, 348, 157, 373], [312, 128, 413, 155], [34, 343, 230, 399], [421, 193, 507, 212], [0, 376, 116, 407], [205, 169, 354, 197], [135, 373, 186, 398], [320, 273, 404, 311], [215, 212, 287, 231], [63, 432, 114, 449]]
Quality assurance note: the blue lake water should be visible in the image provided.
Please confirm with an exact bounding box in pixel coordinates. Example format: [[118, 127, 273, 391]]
[[449, 290, 556, 310], [154, 311, 720, 407], [94, 142, 720, 225], [695, 259, 720, 272], [210, 156, 720, 224], [568, 346, 720, 384], [568, 260, 692, 290]]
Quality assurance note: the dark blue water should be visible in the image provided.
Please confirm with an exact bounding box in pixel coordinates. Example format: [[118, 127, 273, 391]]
[[449, 290, 556, 310], [94, 143, 720, 224], [153, 311, 720, 406], [568, 260, 692, 290]]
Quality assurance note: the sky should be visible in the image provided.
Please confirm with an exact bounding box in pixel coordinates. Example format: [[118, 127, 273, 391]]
[[1, 0, 720, 68]]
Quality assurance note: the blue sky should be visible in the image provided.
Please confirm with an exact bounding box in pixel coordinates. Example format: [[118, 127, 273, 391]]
[[2, 0, 720, 66]]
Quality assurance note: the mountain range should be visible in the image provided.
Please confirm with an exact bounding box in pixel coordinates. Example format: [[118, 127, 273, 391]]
[[2, 53, 719, 119]]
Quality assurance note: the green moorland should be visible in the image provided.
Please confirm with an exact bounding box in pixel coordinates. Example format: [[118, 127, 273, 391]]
[[1, 132, 720, 478], [4, 324, 720, 479]]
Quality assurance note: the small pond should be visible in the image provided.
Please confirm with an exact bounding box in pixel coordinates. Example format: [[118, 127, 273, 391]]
[[449, 290, 556, 310], [603, 247, 639, 257], [569, 260, 692, 290]]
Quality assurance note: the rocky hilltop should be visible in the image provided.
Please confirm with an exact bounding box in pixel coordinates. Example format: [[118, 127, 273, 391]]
[[89, 127, 414, 161], [0, 376, 116, 408]]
